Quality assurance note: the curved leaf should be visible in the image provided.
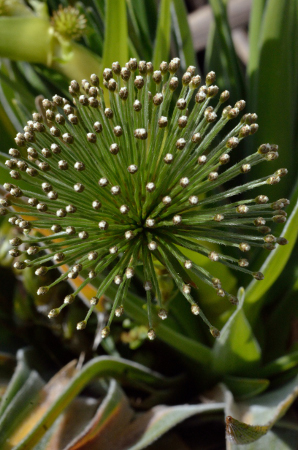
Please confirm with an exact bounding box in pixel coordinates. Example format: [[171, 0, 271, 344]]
[[225, 374, 298, 446], [224, 375, 269, 401], [244, 182, 298, 321], [13, 356, 176, 449], [125, 402, 224, 450], [212, 288, 261, 376]]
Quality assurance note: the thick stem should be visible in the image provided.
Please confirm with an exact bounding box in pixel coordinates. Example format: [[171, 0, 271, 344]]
[[0, 17, 101, 81]]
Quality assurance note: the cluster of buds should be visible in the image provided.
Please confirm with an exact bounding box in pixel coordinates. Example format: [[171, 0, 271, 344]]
[[2, 58, 288, 340], [51, 5, 87, 41]]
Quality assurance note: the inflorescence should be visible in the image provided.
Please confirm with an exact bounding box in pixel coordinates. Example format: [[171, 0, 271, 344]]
[[1, 58, 289, 340], [51, 5, 87, 41]]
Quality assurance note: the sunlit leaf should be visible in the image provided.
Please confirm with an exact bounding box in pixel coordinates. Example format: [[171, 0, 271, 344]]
[[259, 351, 298, 379], [247, 0, 267, 107], [152, 0, 171, 71], [102, 0, 129, 71]]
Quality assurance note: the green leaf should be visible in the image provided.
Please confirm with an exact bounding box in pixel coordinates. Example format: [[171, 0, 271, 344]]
[[246, 0, 298, 199], [244, 181, 298, 321], [13, 356, 176, 449], [152, 0, 172, 70], [0, 349, 31, 417], [126, 0, 152, 61], [259, 351, 298, 379], [171, 0, 197, 70], [0, 350, 45, 448], [102, 0, 129, 71], [224, 375, 269, 401], [228, 429, 298, 450], [126, 402, 224, 450], [0, 100, 15, 149], [247, 0, 267, 108], [263, 270, 298, 361], [206, 0, 245, 102], [225, 374, 298, 446], [212, 288, 261, 376], [0, 17, 50, 64]]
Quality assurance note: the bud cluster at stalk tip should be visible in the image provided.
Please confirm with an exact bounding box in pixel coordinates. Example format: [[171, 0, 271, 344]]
[[51, 5, 87, 41], [2, 58, 288, 340]]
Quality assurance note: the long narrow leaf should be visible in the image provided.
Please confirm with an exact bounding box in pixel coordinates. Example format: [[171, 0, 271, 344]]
[[171, 0, 197, 70], [246, 0, 298, 199], [153, 0, 172, 70], [244, 181, 298, 321], [102, 0, 129, 71], [206, 0, 245, 102], [13, 356, 176, 450], [247, 0, 267, 108], [212, 288, 261, 376]]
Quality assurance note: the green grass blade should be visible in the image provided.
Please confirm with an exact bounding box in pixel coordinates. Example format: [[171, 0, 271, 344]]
[[206, 0, 245, 102], [126, 0, 153, 61], [171, 0, 197, 70], [153, 0, 172, 70], [102, 0, 129, 71], [247, 0, 267, 108]]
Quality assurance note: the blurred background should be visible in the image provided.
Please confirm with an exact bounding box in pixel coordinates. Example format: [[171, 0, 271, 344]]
[[0, 1, 297, 449]]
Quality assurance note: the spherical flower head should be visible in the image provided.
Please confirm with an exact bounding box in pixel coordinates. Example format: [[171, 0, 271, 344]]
[[51, 5, 87, 41], [3, 59, 288, 339]]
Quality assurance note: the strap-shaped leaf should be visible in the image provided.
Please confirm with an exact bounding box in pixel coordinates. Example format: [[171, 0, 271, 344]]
[[246, 0, 298, 199], [212, 288, 261, 376], [152, 0, 172, 71], [13, 356, 177, 450], [224, 375, 269, 401], [206, 0, 245, 103], [171, 0, 197, 70], [102, 0, 128, 72], [244, 181, 298, 322]]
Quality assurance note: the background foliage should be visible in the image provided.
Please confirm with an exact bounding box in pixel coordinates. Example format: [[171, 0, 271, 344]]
[[0, 0, 297, 448]]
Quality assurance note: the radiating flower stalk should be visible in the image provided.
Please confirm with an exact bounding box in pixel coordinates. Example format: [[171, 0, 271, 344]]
[[1, 58, 289, 340]]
